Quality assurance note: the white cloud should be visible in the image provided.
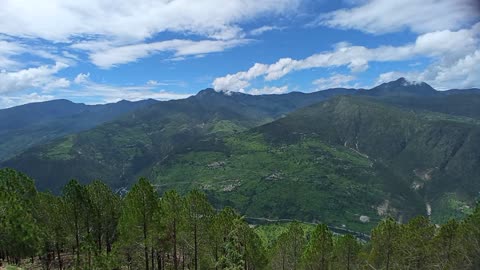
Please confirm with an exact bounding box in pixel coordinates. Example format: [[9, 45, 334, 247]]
[[44, 78, 71, 90], [0, 40, 25, 69], [74, 73, 90, 84], [147, 80, 160, 86], [313, 74, 356, 89], [318, 0, 478, 34], [250, 26, 284, 36], [0, 0, 300, 69], [81, 39, 250, 68], [0, 38, 78, 70], [0, 62, 70, 93], [0, 0, 300, 42], [0, 73, 193, 109], [376, 49, 480, 90], [69, 74, 193, 103], [247, 85, 289, 95], [0, 93, 55, 109], [213, 23, 480, 91]]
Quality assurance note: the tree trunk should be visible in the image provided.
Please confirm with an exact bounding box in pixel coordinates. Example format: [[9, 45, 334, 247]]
[[173, 219, 178, 270], [75, 220, 80, 266], [157, 251, 162, 270], [56, 242, 63, 270], [181, 248, 185, 270], [144, 220, 149, 270], [151, 248, 155, 270], [194, 222, 198, 270]]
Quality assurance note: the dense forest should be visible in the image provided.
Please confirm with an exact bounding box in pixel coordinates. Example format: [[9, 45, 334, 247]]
[[1, 168, 479, 270]]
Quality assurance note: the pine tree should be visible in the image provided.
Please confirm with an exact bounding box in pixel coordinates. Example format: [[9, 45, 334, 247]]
[[270, 222, 306, 270], [396, 216, 434, 269], [461, 204, 480, 268], [369, 217, 400, 270], [118, 178, 158, 270], [160, 190, 185, 270], [333, 234, 361, 270], [219, 218, 246, 270], [0, 169, 40, 265], [63, 179, 89, 267], [185, 189, 214, 270], [35, 192, 68, 269], [302, 224, 333, 270], [210, 207, 239, 269], [87, 180, 121, 255], [432, 219, 467, 269]]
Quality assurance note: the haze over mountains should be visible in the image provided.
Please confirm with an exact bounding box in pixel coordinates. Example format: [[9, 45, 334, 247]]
[[0, 99, 157, 161], [2, 78, 480, 231]]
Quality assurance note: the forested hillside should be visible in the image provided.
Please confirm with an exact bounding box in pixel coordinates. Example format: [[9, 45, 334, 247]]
[[0, 99, 158, 161], [1, 168, 479, 270], [3, 81, 480, 231], [1, 88, 356, 192]]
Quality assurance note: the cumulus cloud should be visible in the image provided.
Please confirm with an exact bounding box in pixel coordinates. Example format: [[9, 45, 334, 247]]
[[318, 0, 478, 34], [74, 73, 90, 84], [0, 62, 70, 93], [213, 23, 480, 91], [376, 49, 480, 90], [80, 39, 251, 69], [0, 0, 300, 42]]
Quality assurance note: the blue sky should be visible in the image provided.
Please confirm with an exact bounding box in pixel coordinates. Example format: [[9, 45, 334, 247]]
[[0, 0, 479, 108]]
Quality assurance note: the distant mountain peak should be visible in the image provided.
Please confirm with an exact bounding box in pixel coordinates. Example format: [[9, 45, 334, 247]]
[[367, 78, 436, 96], [391, 77, 425, 87], [196, 88, 243, 97], [196, 88, 220, 96]]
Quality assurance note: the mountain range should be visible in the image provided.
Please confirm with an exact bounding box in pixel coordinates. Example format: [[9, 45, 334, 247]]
[[0, 98, 157, 161], [1, 78, 479, 231]]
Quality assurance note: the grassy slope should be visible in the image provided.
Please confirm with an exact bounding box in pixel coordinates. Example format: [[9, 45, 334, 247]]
[[3, 93, 480, 230], [150, 133, 387, 232], [2, 89, 354, 192], [147, 96, 480, 230]]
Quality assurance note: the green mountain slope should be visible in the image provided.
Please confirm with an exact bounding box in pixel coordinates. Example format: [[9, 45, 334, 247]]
[[0, 99, 157, 161], [2, 88, 355, 192], [145, 96, 480, 228], [3, 82, 480, 230], [256, 96, 480, 221], [148, 132, 413, 232]]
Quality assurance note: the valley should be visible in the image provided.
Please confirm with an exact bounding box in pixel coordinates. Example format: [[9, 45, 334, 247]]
[[1, 79, 479, 231]]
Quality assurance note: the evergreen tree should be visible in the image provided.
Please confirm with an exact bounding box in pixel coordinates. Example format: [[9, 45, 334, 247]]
[[369, 217, 400, 270], [185, 189, 214, 270], [242, 223, 268, 270], [432, 219, 467, 269], [87, 180, 121, 255], [302, 224, 333, 270], [270, 222, 305, 270], [219, 218, 246, 270], [117, 178, 158, 270], [210, 207, 239, 269], [35, 192, 68, 269], [160, 190, 185, 270], [0, 169, 40, 265], [462, 204, 480, 268], [396, 216, 434, 269], [332, 234, 361, 270], [63, 179, 89, 267]]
